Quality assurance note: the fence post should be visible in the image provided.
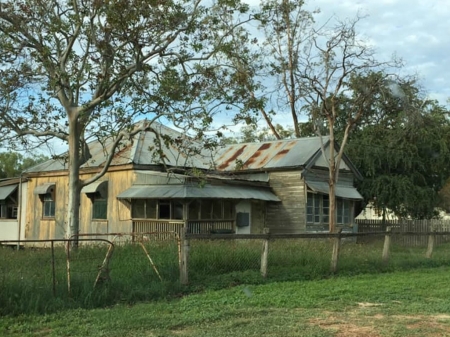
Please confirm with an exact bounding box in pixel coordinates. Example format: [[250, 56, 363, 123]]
[[330, 229, 342, 273], [382, 226, 392, 264], [51, 241, 56, 296], [426, 225, 436, 259], [260, 228, 270, 278], [180, 226, 190, 285]]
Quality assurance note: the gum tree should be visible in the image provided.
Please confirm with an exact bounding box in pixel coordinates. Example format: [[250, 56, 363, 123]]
[[0, 0, 253, 241], [298, 17, 399, 232]]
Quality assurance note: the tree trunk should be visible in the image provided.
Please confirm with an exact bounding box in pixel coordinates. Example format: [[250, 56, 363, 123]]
[[328, 130, 337, 233], [329, 177, 336, 233], [67, 114, 81, 246]]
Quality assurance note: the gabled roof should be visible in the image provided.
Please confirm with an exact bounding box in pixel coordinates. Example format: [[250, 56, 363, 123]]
[[25, 122, 213, 174], [23, 122, 360, 178], [214, 136, 331, 171]]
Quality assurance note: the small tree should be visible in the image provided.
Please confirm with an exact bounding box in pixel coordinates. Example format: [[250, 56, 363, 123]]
[[0, 0, 254, 241], [298, 17, 400, 232]]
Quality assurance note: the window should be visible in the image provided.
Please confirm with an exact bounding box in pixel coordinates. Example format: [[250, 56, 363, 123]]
[[132, 200, 182, 220], [92, 192, 107, 220], [337, 199, 351, 224], [159, 201, 171, 219], [307, 193, 352, 225], [307, 193, 322, 224], [189, 200, 235, 220], [43, 193, 55, 218], [0, 185, 19, 219], [0, 202, 7, 218]]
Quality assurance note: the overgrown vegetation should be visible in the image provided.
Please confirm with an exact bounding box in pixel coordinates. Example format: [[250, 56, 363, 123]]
[[1, 239, 450, 317]]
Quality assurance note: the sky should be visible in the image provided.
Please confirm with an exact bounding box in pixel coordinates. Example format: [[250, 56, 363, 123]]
[[6, 0, 450, 155], [222, 0, 450, 136], [304, 0, 450, 105]]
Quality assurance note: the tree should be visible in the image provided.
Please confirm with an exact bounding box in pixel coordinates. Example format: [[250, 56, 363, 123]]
[[0, 152, 49, 179], [297, 17, 400, 232], [341, 76, 450, 219], [0, 0, 254, 241]]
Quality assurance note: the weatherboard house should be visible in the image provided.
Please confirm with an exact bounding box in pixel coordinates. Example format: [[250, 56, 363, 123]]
[[0, 123, 363, 243]]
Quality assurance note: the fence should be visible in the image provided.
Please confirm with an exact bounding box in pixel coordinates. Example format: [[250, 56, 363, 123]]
[[356, 219, 450, 246], [3, 228, 450, 315]]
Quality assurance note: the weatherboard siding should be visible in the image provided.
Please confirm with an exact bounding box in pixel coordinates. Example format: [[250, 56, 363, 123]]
[[25, 169, 135, 243], [266, 171, 306, 232]]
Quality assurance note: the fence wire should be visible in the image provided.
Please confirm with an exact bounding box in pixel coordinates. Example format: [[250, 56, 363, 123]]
[[2, 230, 450, 315]]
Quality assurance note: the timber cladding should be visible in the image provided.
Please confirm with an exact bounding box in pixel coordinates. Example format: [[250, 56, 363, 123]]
[[25, 169, 135, 241], [266, 171, 306, 232]]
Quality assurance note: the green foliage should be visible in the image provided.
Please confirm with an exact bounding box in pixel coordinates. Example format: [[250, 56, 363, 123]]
[[0, 152, 48, 178], [341, 73, 450, 219]]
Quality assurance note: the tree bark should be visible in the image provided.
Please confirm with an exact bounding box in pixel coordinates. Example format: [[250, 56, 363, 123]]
[[328, 126, 337, 233], [67, 112, 81, 246]]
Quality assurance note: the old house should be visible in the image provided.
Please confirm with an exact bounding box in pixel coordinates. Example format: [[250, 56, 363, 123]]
[[3, 122, 363, 243], [0, 177, 27, 243]]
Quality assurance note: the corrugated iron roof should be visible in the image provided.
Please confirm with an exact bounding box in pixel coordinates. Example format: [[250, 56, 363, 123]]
[[0, 184, 18, 200], [214, 136, 330, 171], [117, 184, 280, 201], [305, 179, 363, 200], [25, 122, 212, 173], [24, 122, 331, 174]]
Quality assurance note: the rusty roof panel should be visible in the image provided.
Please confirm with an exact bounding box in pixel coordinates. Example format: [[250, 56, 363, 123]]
[[214, 136, 329, 171]]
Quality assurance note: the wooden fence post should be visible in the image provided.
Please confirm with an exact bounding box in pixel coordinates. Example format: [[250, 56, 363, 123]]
[[260, 228, 270, 278], [426, 226, 435, 259], [330, 229, 342, 273], [382, 226, 392, 264], [180, 226, 190, 285]]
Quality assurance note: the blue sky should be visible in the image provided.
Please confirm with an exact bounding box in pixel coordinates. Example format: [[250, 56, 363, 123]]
[[221, 0, 450, 136], [9, 0, 450, 155], [304, 0, 450, 105]]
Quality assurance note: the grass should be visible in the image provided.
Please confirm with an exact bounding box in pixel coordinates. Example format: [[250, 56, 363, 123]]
[[1, 267, 450, 336], [1, 237, 450, 320]]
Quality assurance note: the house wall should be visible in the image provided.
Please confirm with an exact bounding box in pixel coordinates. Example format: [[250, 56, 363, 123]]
[[251, 200, 266, 234], [266, 171, 306, 233], [24, 168, 135, 241]]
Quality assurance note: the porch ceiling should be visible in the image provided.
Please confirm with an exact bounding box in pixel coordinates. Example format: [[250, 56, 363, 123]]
[[0, 184, 17, 200], [117, 184, 280, 202], [305, 180, 363, 200]]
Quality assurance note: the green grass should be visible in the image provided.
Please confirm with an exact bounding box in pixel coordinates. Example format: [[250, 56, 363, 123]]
[[1, 238, 450, 318], [1, 267, 450, 336]]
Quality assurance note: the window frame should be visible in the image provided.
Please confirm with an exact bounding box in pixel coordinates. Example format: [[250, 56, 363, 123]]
[[42, 192, 56, 219], [306, 192, 352, 225], [91, 192, 108, 220]]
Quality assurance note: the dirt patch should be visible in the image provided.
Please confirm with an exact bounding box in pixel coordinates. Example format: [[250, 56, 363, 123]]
[[309, 312, 450, 337], [309, 316, 381, 337]]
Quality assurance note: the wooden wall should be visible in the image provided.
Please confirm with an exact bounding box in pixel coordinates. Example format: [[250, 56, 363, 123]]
[[25, 168, 135, 241], [266, 171, 306, 233], [251, 200, 266, 234]]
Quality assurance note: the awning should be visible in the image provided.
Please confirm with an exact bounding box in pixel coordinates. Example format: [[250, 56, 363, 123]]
[[81, 180, 108, 194], [0, 184, 18, 200], [117, 184, 280, 202], [33, 182, 55, 195], [305, 180, 363, 200]]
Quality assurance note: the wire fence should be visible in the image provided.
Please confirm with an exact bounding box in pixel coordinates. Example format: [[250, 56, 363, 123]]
[[2, 229, 450, 315]]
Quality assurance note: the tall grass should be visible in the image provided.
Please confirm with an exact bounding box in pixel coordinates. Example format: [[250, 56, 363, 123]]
[[1, 237, 450, 316]]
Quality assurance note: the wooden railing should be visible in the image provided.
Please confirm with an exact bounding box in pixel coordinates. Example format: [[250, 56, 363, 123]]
[[132, 220, 184, 240], [132, 219, 235, 239], [356, 219, 450, 246], [187, 220, 234, 234]]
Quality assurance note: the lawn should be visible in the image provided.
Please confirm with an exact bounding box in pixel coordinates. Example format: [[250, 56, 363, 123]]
[[2, 266, 450, 337]]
